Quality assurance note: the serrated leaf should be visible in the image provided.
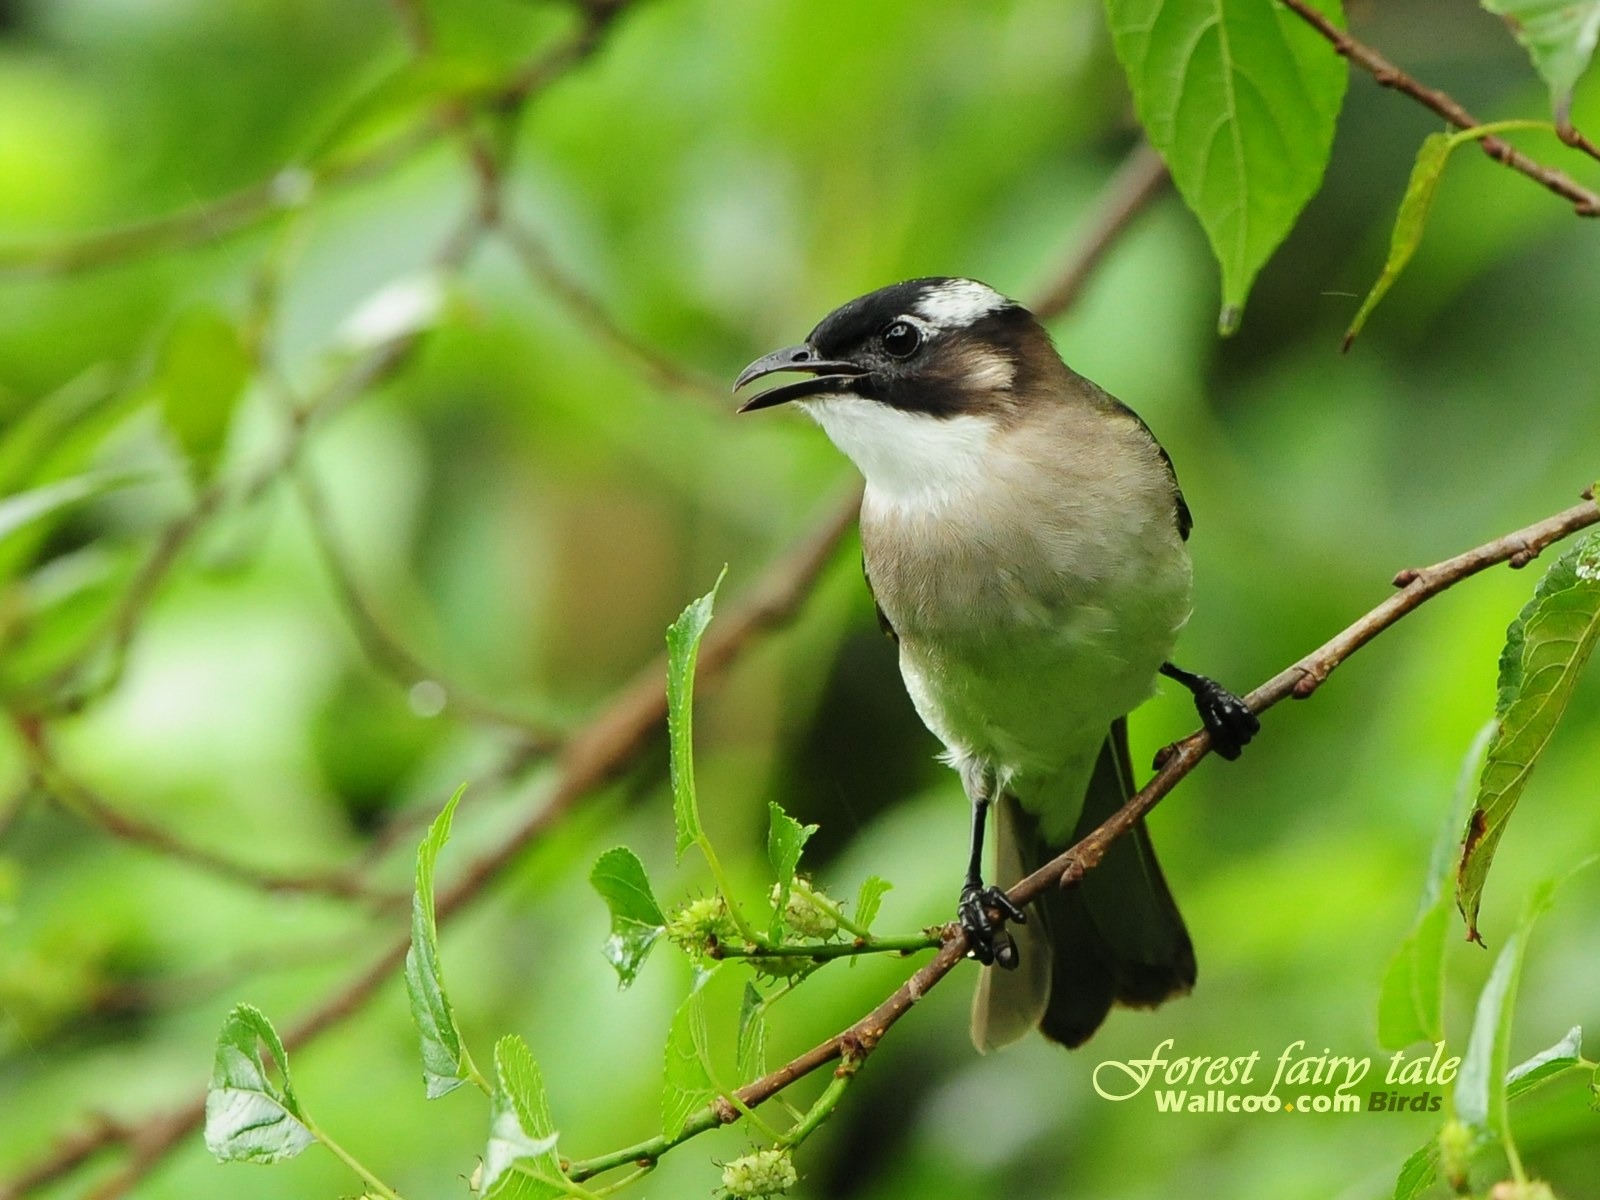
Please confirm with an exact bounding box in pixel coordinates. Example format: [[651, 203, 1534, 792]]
[[1342, 132, 1451, 352], [766, 801, 817, 937], [156, 308, 250, 484], [590, 846, 667, 988], [1104, 0, 1348, 332], [1483, 0, 1600, 116], [1456, 875, 1566, 1131], [1391, 1140, 1440, 1200], [1506, 1025, 1584, 1099], [666, 570, 726, 862], [1458, 532, 1600, 940], [663, 971, 717, 1138], [204, 1004, 314, 1164], [404, 785, 476, 1098], [736, 981, 768, 1083], [482, 1035, 567, 1200], [854, 876, 892, 934]]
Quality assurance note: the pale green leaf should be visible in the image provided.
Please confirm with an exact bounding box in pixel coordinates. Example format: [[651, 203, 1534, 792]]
[[404, 785, 476, 1098], [1104, 0, 1348, 332], [1456, 875, 1566, 1131], [590, 846, 667, 988], [1483, 0, 1600, 115], [1378, 724, 1491, 1049], [1391, 1140, 1440, 1200], [1458, 532, 1600, 940], [1342, 133, 1451, 352], [1506, 1025, 1584, 1099], [766, 801, 817, 937], [666, 569, 726, 862], [736, 981, 767, 1083], [854, 876, 893, 933], [203, 1004, 314, 1164], [156, 308, 250, 484], [662, 972, 716, 1138], [482, 1035, 567, 1200]]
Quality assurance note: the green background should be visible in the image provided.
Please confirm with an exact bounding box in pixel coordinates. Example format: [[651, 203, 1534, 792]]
[[0, 1, 1597, 1197]]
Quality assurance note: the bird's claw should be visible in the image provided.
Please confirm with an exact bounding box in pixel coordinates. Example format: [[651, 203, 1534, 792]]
[[959, 884, 1025, 970], [1193, 678, 1259, 760]]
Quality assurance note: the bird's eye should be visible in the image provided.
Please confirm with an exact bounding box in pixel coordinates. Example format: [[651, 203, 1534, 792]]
[[880, 320, 922, 359]]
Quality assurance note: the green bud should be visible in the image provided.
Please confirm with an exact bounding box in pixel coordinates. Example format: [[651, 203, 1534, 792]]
[[1437, 1120, 1475, 1194], [667, 895, 738, 952], [770, 878, 838, 939], [721, 1148, 798, 1198]]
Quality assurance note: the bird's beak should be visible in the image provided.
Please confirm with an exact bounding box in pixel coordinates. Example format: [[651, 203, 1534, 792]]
[[732, 344, 869, 412]]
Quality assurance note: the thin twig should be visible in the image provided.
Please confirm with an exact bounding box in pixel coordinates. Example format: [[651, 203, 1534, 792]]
[[1030, 142, 1170, 321], [568, 489, 1600, 1181], [1279, 0, 1600, 216]]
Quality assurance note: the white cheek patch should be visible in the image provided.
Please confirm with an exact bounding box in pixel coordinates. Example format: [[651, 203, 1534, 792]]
[[915, 279, 1008, 328], [799, 395, 996, 512]]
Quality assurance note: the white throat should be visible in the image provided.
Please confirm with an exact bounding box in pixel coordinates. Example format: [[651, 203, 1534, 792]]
[[799, 395, 996, 513]]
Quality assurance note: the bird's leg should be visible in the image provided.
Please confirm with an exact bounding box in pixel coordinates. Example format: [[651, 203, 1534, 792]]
[[1159, 661, 1260, 761], [956, 761, 1025, 970]]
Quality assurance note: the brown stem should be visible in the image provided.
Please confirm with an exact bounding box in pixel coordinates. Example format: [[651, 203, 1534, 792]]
[[1279, 0, 1600, 216]]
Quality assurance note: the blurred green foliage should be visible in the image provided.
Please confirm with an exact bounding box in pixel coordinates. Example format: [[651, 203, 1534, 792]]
[[0, 1, 1598, 1198]]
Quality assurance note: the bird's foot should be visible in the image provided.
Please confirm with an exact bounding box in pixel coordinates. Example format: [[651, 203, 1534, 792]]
[[1191, 676, 1259, 761], [958, 884, 1025, 970]]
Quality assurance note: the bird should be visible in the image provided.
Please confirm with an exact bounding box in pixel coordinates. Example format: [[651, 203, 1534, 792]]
[[733, 277, 1258, 1052]]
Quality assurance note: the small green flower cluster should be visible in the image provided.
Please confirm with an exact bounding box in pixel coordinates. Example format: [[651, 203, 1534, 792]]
[[771, 878, 839, 939], [666, 895, 738, 953], [721, 1148, 798, 1198]]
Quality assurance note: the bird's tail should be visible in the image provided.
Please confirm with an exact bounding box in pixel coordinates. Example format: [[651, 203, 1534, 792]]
[[970, 717, 1195, 1052]]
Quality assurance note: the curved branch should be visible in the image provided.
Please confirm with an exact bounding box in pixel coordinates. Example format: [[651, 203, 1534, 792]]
[[569, 488, 1600, 1181], [1279, 0, 1600, 216]]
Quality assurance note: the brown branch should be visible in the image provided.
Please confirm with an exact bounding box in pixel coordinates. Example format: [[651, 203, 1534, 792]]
[[1279, 0, 1600, 216], [0, 488, 860, 1200], [581, 489, 1600, 1173], [1029, 143, 1170, 321]]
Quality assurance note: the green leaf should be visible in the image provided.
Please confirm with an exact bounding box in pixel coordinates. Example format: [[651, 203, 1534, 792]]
[[1455, 875, 1566, 1131], [1458, 532, 1600, 941], [404, 785, 477, 1099], [662, 971, 717, 1138], [766, 801, 817, 937], [666, 569, 726, 862], [0, 469, 145, 545], [1104, 0, 1348, 333], [1378, 900, 1450, 1050], [309, 56, 503, 167], [155, 308, 251, 485], [590, 846, 667, 988], [1378, 725, 1491, 1049], [1342, 132, 1451, 352], [203, 1003, 314, 1164], [1391, 1140, 1440, 1200], [736, 981, 768, 1083], [1482, 0, 1600, 117], [482, 1035, 567, 1200], [854, 876, 893, 933], [1506, 1025, 1584, 1099]]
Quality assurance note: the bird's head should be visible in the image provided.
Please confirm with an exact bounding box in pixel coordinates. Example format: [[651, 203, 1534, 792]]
[[733, 278, 1064, 498], [733, 277, 1050, 418]]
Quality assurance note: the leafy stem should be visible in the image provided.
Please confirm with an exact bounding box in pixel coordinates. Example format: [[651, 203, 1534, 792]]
[[304, 1120, 406, 1200]]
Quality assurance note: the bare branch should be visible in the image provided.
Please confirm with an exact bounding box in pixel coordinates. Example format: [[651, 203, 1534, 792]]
[[1279, 0, 1600, 216]]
